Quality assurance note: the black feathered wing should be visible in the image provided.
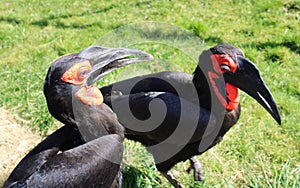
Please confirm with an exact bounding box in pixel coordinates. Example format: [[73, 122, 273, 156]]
[[104, 91, 216, 146], [4, 134, 123, 188]]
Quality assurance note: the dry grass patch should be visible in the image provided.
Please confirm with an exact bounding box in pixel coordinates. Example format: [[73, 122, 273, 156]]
[[0, 108, 41, 186]]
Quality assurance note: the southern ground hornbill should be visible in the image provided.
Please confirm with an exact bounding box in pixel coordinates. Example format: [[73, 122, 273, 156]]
[[100, 44, 281, 187], [3, 46, 153, 188]]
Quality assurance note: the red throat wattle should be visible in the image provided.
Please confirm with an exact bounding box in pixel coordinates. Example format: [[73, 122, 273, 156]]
[[225, 83, 240, 110], [208, 54, 240, 111]]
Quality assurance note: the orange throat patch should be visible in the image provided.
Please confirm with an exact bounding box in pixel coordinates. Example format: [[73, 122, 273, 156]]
[[75, 86, 103, 106]]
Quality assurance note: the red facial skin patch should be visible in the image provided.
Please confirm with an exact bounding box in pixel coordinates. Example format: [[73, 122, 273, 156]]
[[61, 60, 92, 85], [61, 61, 102, 106], [208, 54, 240, 111], [208, 71, 227, 108], [210, 54, 238, 73], [75, 86, 104, 106]]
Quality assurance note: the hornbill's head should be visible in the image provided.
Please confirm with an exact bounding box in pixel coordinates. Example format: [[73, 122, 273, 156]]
[[44, 46, 153, 126], [194, 44, 281, 125]]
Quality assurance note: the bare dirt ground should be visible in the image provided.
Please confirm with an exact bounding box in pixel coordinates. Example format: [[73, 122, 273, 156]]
[[0, 108, 41, 186]]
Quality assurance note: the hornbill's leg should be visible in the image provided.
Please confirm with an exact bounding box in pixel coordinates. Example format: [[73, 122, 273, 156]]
[[187, 156, 203, 181], [161, 172, 183, 188]]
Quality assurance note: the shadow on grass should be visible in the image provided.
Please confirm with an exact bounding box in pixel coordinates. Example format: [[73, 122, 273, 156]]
[[0, 16, 22, 24], [204, 36, 224, 44], [249, 41, 300, 55], [30, 1, 151, 29], [30, 4, 117, 28]]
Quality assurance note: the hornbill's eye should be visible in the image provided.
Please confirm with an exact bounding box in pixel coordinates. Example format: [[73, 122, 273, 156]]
[[61, 61, 92, 85], [78, 66, 91, 79]]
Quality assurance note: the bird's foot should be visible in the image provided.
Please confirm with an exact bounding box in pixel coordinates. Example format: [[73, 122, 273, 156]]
[[161, 172, 183, 188], [187, 156, 203, 181]]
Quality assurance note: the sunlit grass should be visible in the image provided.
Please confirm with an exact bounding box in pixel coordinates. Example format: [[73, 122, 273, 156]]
[[0, 0, 299, 187]]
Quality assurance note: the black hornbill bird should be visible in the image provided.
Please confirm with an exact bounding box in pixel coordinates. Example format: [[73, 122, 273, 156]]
[[3, 46, 153, 188], [100, 44, 281, 187]]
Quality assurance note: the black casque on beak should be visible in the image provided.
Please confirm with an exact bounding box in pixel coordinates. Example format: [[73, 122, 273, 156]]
[[224, 56, 281, 125], [78, 46, 153, 86]]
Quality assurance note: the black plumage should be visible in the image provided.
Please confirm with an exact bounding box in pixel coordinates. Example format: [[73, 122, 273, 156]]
[[3, 46, 153, 188], [100, 44, 281, 187]]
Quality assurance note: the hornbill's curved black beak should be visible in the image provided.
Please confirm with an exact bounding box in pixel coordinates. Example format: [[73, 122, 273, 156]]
[[224, 56, 281, 125], [78, 46, 154, 86]]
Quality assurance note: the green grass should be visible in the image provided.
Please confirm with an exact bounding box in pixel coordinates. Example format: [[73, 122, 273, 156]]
[[0, 0, 299, 187]]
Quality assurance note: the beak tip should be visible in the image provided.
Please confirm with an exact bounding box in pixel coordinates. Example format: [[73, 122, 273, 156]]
[[274, 107, 281, 125], [141, 52, 154, 61], [148, 54, 154, 61], [276, 116, 281, 125], [272, 109, 281, 125]]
